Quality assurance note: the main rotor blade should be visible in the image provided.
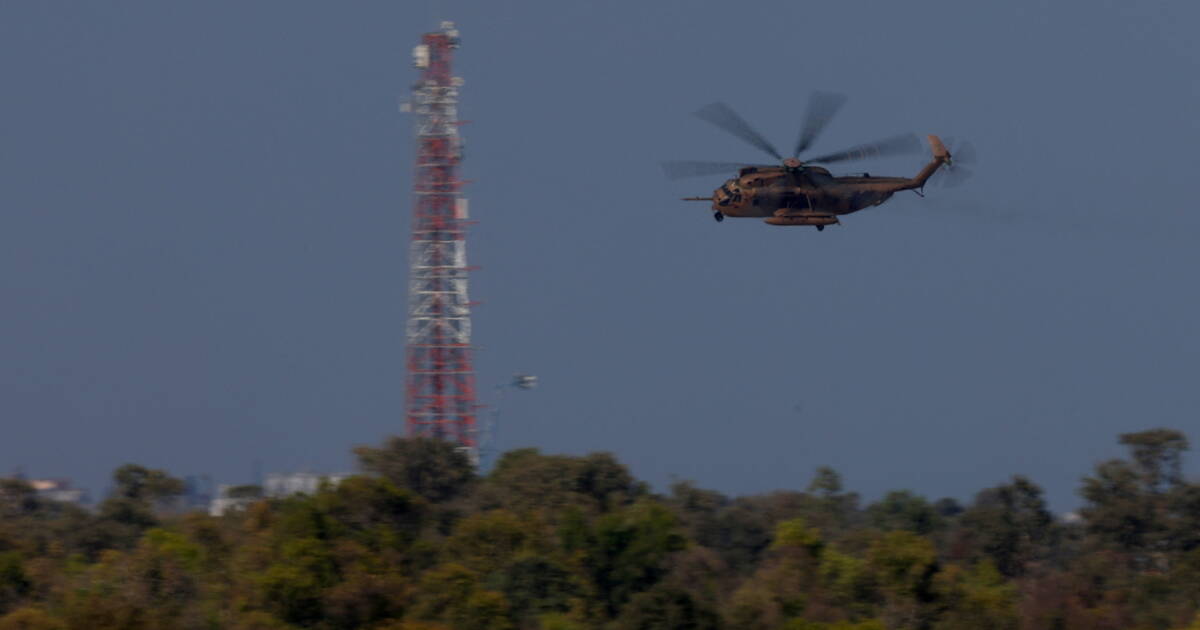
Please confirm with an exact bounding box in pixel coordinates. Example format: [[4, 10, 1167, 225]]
[[793, 91, 847, 157], [807, 133, 921, 164], [692, 102, 783, 161], [661, 160, 757, 180]]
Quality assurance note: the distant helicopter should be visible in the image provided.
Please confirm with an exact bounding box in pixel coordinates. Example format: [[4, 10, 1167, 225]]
[[663, 93, 974, 230]]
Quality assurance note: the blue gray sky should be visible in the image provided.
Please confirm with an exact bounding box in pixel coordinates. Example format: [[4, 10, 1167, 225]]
[[2, 1, 1198, 509]]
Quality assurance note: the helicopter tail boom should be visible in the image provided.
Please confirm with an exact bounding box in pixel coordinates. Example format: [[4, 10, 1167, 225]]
[[896, 135, 951, 191]]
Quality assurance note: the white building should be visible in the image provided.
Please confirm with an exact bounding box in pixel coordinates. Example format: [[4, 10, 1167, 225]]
[[209, 472, 353, 516], [29, 479, 87, 505], [263, 472, 353, 498]]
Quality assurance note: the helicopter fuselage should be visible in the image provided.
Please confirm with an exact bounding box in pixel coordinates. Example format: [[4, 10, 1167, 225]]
[[704, 136, 950, 227], [712, 168, 910, 218]]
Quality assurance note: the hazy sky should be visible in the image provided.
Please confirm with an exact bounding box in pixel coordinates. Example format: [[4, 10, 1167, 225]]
[[2, 1, 1198, 509]]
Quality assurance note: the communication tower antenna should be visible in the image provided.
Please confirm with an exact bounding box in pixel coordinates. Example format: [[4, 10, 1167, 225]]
[[404, 22, 479, 461]]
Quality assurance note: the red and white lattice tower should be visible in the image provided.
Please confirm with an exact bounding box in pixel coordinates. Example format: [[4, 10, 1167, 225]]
[[404, 21, 477, 457]]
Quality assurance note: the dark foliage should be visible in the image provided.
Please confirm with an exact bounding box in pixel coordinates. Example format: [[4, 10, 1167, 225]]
[[0, 431, 1197, 629]]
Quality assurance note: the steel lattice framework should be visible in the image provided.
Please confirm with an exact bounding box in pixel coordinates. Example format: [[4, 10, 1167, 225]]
[[404, 22, 477, 454]]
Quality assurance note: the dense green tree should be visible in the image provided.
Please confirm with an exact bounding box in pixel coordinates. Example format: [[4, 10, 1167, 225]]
[[483, 449, 644, 515], [817, 548, 875, 618], [808, 467, 844, 497], [494, 555, 577, 622], [256, 537, 338, 626], [957, 476, 1054, 576], [1167, 483, 1200, 552], [614, 584, 722, 630], [807, 467, 860, 532], [866, 491, 942, 537], [791, 621, 888, 630], [0, 607, 65, 630], [227, 611, 293, 630], [87, 465, 186, 553], [1080, 429, 1193, 560], [445, 510, 530, 574], [312, 475, 424, 547], [931, 498, 963, 518], [773, 518, 825, 556], [668, 481, 728, 549], [1120, 429, 1189, 493], [0, 481, 37, 518], [867, 531, 938, 629], [659, 546, 729, 612], [930, 562, 1018, 630], [569, 502, 687, 617], [409, 563, 515, 630], [1080, 459, 1152, 552], [320, 567, 407, 630], [726, 582, 784, 630], [109, 464, 185, 502], [0, 431, 1197, 630], [725, 518, 830, 629], [354, 436, 475, 504], [666, 485, 774, 574], [0, 554, 29, 616]]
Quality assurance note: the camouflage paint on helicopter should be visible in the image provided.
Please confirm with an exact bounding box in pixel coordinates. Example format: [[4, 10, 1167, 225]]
[[665, 94, 973, 230]]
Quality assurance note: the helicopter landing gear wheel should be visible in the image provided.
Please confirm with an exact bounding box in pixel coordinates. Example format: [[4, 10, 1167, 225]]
[[713, 212, 724, 223], [816, 225, 824, 232]]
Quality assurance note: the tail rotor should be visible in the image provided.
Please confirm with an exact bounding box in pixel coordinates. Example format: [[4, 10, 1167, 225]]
[[931, 138, 977, 188]]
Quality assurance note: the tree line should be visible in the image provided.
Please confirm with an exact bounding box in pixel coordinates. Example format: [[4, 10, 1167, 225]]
[[0, 428, 1197, 629]]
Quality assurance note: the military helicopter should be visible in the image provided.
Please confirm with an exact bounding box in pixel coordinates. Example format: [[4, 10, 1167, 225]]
[[663, 93, 973, 230]]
